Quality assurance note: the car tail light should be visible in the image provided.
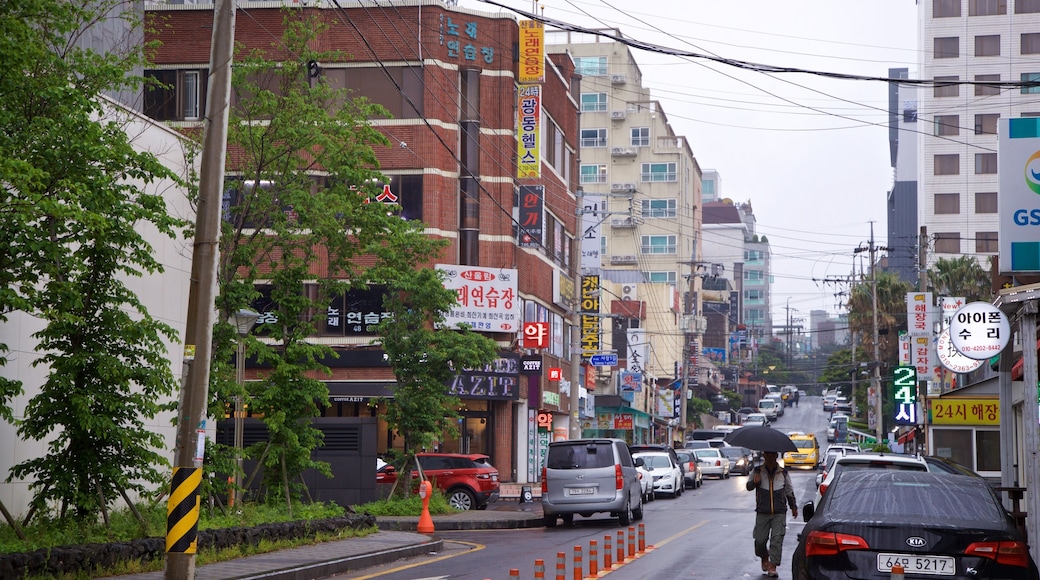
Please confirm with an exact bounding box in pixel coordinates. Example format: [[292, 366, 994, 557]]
[[615, 464, 624, 490], [965, 540, 1030, 567], [541, 467, 547, 494], [476, 473, 490, 479], [715, 460, 722, 467], [819, 482, 828, 495], [804, 530, 869, 557]]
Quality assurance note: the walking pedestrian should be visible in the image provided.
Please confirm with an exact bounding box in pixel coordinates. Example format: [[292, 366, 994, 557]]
[[746, 451, 797, 577], [793, 391, 799, 407]]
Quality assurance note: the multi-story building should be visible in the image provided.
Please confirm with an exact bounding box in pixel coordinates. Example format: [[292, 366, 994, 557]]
[[702, 169, 722, 204], [702, 199, 772, 341], [546, 29, 703, 444], [886, 67, 919, 285], [917, 0, 1040, 268]]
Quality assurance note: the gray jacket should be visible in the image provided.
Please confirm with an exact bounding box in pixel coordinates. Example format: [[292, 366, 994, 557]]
[[745, 463, 796, 515]]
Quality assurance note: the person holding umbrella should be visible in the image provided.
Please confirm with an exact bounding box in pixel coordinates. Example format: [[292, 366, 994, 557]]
[[725, 426, 798, 577]]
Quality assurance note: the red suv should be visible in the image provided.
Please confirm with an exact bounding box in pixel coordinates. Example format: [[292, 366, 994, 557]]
[[378, 453, 500, 511]]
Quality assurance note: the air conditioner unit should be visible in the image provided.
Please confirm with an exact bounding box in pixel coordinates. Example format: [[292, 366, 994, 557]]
[[621, 284, 638, 301], [610, 182, 636, 193], [609, 110, 626, 120], [610, 217, 636, 228], [610, 254, 638, 264], [610, 147, 636, 157], [610, 74, 627, 85]]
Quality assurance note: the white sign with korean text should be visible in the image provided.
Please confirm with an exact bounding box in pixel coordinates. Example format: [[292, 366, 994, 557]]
[[936, 328, 984, 373], [939, 296, 965, 328], [911, 336, 938, 383], [950, 301, 1010, 360], [906, 292, 933, 338], [437, 264, 519, 333], [899, 332, 910, 366], [627, 329, 646, 374], [580, 195, 603, 270]]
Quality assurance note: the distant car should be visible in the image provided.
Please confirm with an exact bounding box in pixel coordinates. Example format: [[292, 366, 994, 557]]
[[743, 413, 769, 428], [765, 393, 785, 417], [786, 432, 821, 469], [683, 439, 712, 450], [736, 407, 756, 423], [822, 394, 837, 412], [707, 438, 731, 449], [693, 448, 731, 479], [675, 450, 704, 489], [721, 446, 752, 476], [377, 453, 500, 510], [794, 470, 1039, 579], [826, 415, 849, 443], [817, 445, 859, 486], [635, 461, 655, 503], [632, 451, 683, 498], [757, 398, 778, 420], [541, 438, 644, 527], [815, 452, 928, 505]]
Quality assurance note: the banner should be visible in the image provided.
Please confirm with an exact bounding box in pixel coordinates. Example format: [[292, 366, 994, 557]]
[[906, 292, 933, 338], [518, 20, 545, 83], [518, 184, 543, 247], [517, 85, 541, 178], [627, 328, 646, 374], [437, 264, 518, 332], [580, 275, 601, 358], [580, 195, 603, 270]]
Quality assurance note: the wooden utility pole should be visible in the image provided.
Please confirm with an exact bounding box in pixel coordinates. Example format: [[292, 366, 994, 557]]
[[165, 0, 236, 577]]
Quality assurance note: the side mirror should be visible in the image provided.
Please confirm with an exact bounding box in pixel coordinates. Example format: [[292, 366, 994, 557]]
[[634, 457, 645, 467], [802, 502, 815, 522], [385, 466, 396, 474]]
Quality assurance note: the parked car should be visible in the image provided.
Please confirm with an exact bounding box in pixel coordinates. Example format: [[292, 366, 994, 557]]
[[541, 438, 644, 527], [707, 437, 731, 449], [822, 394, 837, 411], [786, 432, 821, 469], [629, 444, 684, 485], [632, 451, 683, 499], [736, 407, 756, 423], [923, 455, 983, 478], [815, 452, 928, 504], [794, 470, 1039, 579], [675, 450, 704, 489], [721, 446, 753, 476], [766, 393, 785, 417], [693, 447, 731, 479], [683, 439, 712, 450], [687, 428, 729, 441], [816, 445, 859, 486], [635, 461, 655, 503], [757, 398, 778, 420], [376, 453, 501, 510], [743, 413, 769, 428], [826, 415, 849, 443]]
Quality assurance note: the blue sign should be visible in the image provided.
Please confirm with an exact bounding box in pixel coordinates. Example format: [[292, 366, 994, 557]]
[[590, 353, 618, 366]]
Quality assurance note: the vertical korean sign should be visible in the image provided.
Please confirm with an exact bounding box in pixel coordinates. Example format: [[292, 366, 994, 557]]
[[892, 366, 918, 425], [906, 292, 932, 338], [580, 276, 600, 359], [627, 329, 646, 375], [999, 117, 1040, 273], [517, 85, 541, 179], [518, 20, 544, 83], [580, 195, 603, 270], [517, 185, 544, 247]]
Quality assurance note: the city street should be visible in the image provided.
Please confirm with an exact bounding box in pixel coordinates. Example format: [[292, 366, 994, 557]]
[[338, 397, 828, 580]]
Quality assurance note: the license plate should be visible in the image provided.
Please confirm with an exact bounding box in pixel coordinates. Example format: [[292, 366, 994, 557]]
[[877, 553, 956, 576], [568, 487, 595, 495]]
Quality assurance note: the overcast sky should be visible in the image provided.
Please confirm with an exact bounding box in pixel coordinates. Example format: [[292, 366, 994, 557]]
[[466, 0, 920, 323]]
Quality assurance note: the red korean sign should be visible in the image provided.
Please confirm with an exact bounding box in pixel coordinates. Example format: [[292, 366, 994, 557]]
[[523, 322, 550, 349], [547, 367, 562, 381]]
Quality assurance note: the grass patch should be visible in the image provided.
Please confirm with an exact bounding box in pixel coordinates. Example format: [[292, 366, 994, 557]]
[[356, 489, 456, 516]]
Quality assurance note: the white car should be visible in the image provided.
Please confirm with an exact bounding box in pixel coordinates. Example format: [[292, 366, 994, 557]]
[[757, 398, 778, 420], [633, 451, 683, 498], [814, 453, 928, 505], [635, 462, 655, 503], [693, 448, 731, 479], [743, 413, 769, 427]]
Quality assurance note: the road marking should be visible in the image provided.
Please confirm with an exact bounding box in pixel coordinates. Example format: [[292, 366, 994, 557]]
[[348, 541, 483, 579]]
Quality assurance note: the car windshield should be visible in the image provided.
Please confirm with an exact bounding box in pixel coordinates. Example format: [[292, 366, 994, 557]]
[[639, 454, 672, 469], [794, 439, 815, 450], [694, 449, 719, 459], [721, 448, 744, 459], [828, 472, 1006, 524]]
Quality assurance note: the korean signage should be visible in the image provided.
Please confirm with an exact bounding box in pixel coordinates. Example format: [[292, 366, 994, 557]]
[[596, 412, 633, 430], [438, 14, 495, 64], [936, 328, 984, 373], [448, 352, 520, 400], [931, 398, 1000, 425], [437, 264, 518, 333], [906, 292, 933, 338], [939, 296, 965, 328], [702, 347, 726, 364], [892, 366, 918, 425], [517, 85, 541, 179], [520, 355, 542, 375], [949, 301, 1010, 360], [656, 389, 679, 420], [547, 367, 562, 381], [325, 285, 391, 336], [619, 371, 641, 392], [911, 336, 938, 382], [899, 331, 910, 365], [517, 184, 543, 247], [518, 20, 544, 83], [998, 117, 1040, 273], [553, 270, 576, 310], [523, 322, 550, 349], [580, 275, 601, 358], [627, 329, 646, 374], [580, 195, 603, 270]]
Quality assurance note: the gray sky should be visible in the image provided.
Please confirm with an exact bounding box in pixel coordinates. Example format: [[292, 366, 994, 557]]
[[467, 0, 920, 323]]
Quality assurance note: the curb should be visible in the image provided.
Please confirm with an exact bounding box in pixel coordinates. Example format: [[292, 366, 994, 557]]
[[376, 515, 544, 531], [227, 538, 444, 580]]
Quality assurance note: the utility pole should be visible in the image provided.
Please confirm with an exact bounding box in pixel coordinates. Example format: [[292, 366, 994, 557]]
[[855, 223, 892, 446], [166, 0, 235, 577]]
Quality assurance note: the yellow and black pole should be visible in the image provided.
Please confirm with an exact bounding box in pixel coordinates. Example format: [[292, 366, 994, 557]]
[[166, 467, 202, 555]]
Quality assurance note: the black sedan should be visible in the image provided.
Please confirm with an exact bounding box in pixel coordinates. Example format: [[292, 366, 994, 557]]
[[721, 446, 752, 476], [793, 470, 1039, 579]]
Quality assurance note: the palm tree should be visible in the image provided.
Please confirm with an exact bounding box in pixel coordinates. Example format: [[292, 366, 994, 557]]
[[928, 256, 993, 302]]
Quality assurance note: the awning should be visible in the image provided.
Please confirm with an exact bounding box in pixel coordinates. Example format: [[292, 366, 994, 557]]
[[897, 429, 917, 445]]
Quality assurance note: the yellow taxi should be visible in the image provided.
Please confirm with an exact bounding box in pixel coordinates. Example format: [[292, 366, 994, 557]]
[[785, 432, 820, 469]]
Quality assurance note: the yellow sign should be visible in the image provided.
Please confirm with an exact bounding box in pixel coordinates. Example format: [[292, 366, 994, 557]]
[[930, 398, 1000, 425], [580, 275, 600, 357], [519, 20, 545, 83], [517, 84, 541, 179]]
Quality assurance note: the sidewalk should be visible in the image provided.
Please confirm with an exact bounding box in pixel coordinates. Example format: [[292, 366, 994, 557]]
[[112, 497, 543, 580]]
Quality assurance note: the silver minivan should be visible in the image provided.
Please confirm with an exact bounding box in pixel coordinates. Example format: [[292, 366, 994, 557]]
[[541, 438, 644, 527]]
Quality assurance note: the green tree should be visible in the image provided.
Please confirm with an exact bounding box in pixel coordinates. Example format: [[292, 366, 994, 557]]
[[1, 0, 186, 521], [928, 255, 993, 302]]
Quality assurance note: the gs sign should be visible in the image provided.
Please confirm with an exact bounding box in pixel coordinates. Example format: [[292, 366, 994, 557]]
[[1013, 208, 1040, 225]]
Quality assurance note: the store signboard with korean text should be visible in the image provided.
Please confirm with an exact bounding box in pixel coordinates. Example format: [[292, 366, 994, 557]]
[[437, 264, 518, 333], [911, 336, 938, 382], [892, 366, 918, 425], [627, 329, 646, 374], [448, 352, 520, 400], [517, 85, 541, 178], [998, 117, 1040, 273], [580, 275, 601, 358], [936, 328, 984, 373], [949, 301, 1010, 360], [523, 322, 550, 349], [517, 185, 543, 247], [930, 398, 1000, 425], [580, 195, 603, 269], [518, 20, 544, 83], [906, 292, 933, 338]]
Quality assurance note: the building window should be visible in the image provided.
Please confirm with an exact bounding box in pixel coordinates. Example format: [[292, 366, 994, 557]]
[[1018, 0, 1040, 12], [935, 193, 960, 214], [1024, 112, 1040, 117], [640, 235, 676, 254], [970, 0, 1007, 14], [976, 231, 998, 253], [640, 162, 677, 182], [935, 233, 961, 254], [934, 36, 960, 58], [144, 69, 208, 121], [934, 154, 960, 175], [934, 0, 961, 16], [975, 191, 998, 213], [631, 127, 650, 147], [745, 289, 765, 302], [975, 73, 1001, 96], [745, 249, 764, 263], [934, 76, 960, 97], [744, 270, 765, 283], [574, 56, 607, 76], [580, 128, 607, 147], [1023, 33, 1040, 55], [641, 198, 676, 218], [581, 92, 607, 112], [934, 115, 959, 136], [1021, 73, 1040, 94], [580, 164, 606, 183], [644, 271, 676, 284], [975, 113, 999, 134], [975, 153, 998, 174], [975, 34, 1001, 56]]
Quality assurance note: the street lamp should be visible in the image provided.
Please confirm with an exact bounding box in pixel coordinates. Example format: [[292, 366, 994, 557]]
[[229, 308, 259, 506]]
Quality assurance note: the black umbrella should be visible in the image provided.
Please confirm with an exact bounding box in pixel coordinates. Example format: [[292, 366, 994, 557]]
[[724, 426, 797, 453]]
